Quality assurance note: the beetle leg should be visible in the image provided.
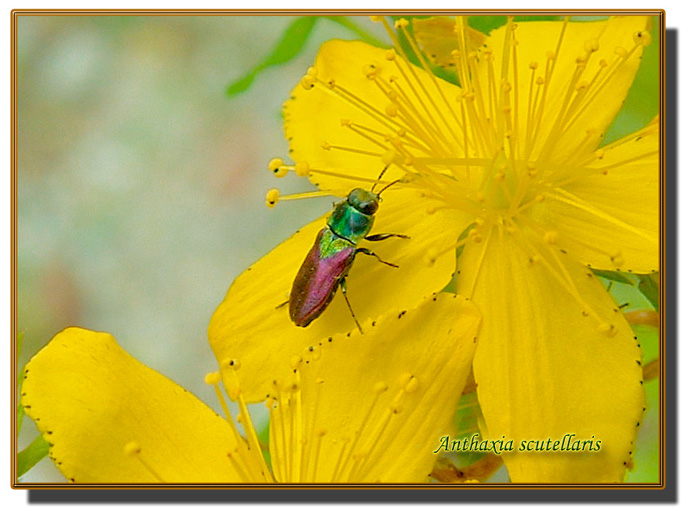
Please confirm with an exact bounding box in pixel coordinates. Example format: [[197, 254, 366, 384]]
[[365, 233, 410, 242], [356, 247, 399, 268], [340, 278, 364, 334], [276, 300, 289, 310]]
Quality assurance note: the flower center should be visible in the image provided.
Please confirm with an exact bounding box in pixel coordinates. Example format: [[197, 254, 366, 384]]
[[269, 15, 654, 280]]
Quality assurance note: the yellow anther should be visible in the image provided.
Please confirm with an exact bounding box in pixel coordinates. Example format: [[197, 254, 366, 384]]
[[595, 149, 605, 160], [385, 103, 398, 117], [295, 161, 310, 177], [225, 358, 242, 371], [382, 149, 403, 166], [205, 371, 221, 385], [633, 30, 652, 47], [265, 397, 275, 409], [598, 323, 618, 337], [321, 141, 331, 150], [316, 428, 327, 437], [269, 158, 289, 178], [388, 135, 403, 149], [599, 59, 608, 68], [576, 80, 589, 91], [363, 63, 379, 79], [404, 376, 419, 393], [123, 441, 141, 457], [341, 118, 352, 127], [306, 66, 318, 79], [394, 18, 409, 29], [369, 15, 382, 22], [390, 404, 404, 414], [289, 354, 303, 369], [300, 75, 315, 90], [385, 49, 396, 61], [584, 38, 600, 53], [398, 373, 413, 388], [535, 194, 545, 202], [529, 61, 538, 70], [265, 188, 280, 208], [614, 46, 628, 58], [373, 381, 388, 394], [536, 77, 545, 86], [544, 231, 558, 244], [611, 254, 625, 268], [268, 157, 284, 172]]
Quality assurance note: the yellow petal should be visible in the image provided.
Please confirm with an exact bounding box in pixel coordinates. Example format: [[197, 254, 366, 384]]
[[209, 189, 467, 402], [528, 118, 659, 272], [482, 16, 650, 164], [268, 293, 480, 482], [284, 39, 463, 194], [21, 328, 264, 483], [413, 17, 485, 69], [457, 227, 645, 482]]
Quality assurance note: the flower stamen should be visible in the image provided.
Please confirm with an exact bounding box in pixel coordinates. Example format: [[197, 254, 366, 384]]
[[219, 360, 275, 482], [123, 441, 166, 482]]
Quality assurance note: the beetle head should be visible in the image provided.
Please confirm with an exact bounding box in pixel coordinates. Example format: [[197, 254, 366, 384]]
[[348, 188, 379, 215]]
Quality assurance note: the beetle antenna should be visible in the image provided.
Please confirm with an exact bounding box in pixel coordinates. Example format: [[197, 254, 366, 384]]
[[376, 177, 403, 197], [370, 165, 390, 193]]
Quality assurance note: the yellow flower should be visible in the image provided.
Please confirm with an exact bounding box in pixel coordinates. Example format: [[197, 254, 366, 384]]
[[209, 15, 658, 483], [21, 294, 479, 483]]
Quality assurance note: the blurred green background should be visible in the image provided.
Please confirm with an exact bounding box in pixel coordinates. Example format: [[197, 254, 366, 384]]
[[16, 14, 383, 482], [16, 14, 659, 483]]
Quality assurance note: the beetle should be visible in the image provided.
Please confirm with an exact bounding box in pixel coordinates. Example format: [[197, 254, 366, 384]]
[[288, 166, 408, 334]]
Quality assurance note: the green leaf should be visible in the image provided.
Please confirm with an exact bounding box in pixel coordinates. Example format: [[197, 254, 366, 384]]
[[226, 16, 319, 97], [591, 268, 635, 285], [638, 273, 659, 311], [18, 434, 50, 478]]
